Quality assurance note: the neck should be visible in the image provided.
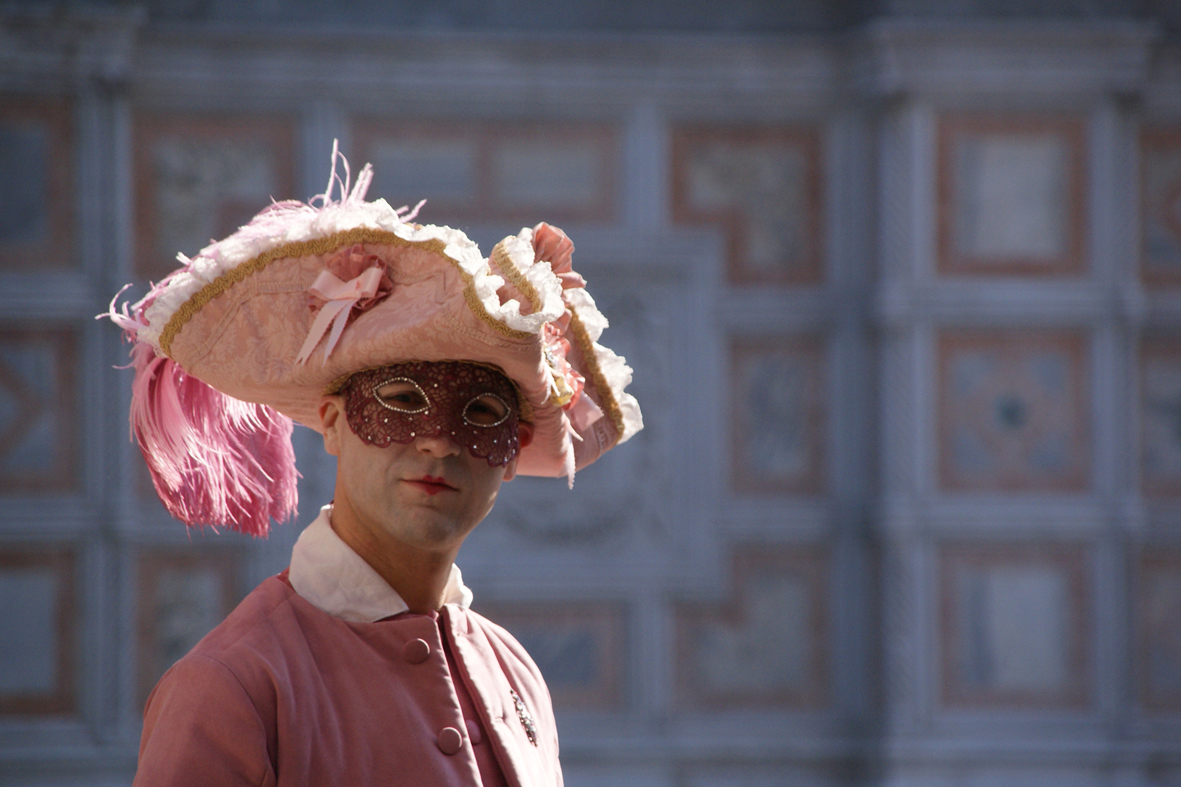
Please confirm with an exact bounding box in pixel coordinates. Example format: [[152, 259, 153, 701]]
[[328, 495, 460, 614]]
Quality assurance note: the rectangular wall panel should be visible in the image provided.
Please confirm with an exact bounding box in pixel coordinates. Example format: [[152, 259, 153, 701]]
[[352, 121, 617, 226], [471, 602, 627, 712], [1140, 126, 1181, 285], [133, 113, 297, 281], [939, 543, 1090, 709], [0, 95, 73, 270], [938, 330, 1090, 493], [1141, 337, 1181, 498], [1136, 549, 1181, 712], [676, 546, 829, 709], [0, 547, 74, 715], [730, 336, 827, 496], [672, 125, 824, 286], [0, 326, 78, 493], [937, 114, 1086, 277]]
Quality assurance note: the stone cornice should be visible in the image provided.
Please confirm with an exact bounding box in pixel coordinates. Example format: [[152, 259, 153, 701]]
[[0, 5, 145, 91], [851, 18, 1161, 100], [130, 25, 842, 114]]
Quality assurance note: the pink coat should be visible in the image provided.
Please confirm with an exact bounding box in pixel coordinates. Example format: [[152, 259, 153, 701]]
[[134, 576, 562, 787]]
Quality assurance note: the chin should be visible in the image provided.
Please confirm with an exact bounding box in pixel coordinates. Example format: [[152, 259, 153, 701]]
[[393, 514, 476, 551]]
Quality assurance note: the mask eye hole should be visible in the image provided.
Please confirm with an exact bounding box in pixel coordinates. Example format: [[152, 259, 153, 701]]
[[374, 378, 431, 414], [462, 393, 510, 428]]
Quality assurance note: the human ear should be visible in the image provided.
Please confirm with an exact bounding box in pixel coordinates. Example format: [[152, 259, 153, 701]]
[[319, 396, 345, 457]]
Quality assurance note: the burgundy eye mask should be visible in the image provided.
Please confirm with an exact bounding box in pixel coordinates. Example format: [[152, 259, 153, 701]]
[[341, 361, 521, 467]]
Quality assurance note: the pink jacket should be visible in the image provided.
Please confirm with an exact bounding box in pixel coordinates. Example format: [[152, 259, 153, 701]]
[[134, 576, 561, 787]]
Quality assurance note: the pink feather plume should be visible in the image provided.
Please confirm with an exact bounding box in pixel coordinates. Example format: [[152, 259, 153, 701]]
[[127, 344, 298, 536], [105, 289, 298, 536]]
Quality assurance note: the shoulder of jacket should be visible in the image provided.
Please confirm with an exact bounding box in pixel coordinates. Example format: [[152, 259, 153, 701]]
[[460, 607, 548, 688], [183, 576, 303, 667]]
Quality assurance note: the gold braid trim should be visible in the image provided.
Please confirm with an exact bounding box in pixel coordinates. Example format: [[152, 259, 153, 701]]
[[158, 227, 532, 358], [567, 308, 626, 438], [491, 240, 543, 312]]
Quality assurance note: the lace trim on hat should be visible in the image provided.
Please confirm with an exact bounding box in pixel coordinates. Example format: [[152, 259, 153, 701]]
[[491, 234, 627, 440], [492, 241, 544, 311], [158, 227, 534, 358]]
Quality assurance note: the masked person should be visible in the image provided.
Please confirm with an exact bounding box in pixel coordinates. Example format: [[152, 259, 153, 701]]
[[109, 147, 642, 787]]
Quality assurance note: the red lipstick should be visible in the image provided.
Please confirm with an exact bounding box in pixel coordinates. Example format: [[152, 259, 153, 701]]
[[406, 475, 455, 496]]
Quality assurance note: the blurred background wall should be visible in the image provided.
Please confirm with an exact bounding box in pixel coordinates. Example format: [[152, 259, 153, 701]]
[[1, 0, 1180, 785]]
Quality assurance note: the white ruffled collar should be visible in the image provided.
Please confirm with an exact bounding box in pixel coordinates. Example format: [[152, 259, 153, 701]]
[[288, 504, 473, 623]]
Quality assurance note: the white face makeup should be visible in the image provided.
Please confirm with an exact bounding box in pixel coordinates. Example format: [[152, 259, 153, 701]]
[[325, 393, 515, 558]]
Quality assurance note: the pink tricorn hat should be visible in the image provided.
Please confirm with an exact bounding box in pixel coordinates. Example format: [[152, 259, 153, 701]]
[[106, 146, 642, 536]]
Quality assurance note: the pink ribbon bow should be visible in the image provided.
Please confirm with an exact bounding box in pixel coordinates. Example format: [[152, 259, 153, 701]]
[[296, 267, 386, 365]]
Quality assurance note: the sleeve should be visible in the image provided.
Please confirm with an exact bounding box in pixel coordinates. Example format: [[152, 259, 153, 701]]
[[133, 654, 277, 787]]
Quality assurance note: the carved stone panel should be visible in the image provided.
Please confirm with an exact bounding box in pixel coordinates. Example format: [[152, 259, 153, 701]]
[[938, 330, 1089, 493], [493, 283, 675, 547], [939, 543, 1090, 709], [1141, 337, 1181, 498], [937, 114, 1086, 277], [472, 602, 627, 712], [1136, 549, 1181, 712], [1141, 126, 1181, 286], [730, 336, 826, 496], [676, 545, 829, 709], [672, 126, 824, 286], [0, 547, 75, 715], [0, 95, 73, 270], [134, 113, 296, 280], [0, 325, 78, 492], [352, 120, 617, 226]]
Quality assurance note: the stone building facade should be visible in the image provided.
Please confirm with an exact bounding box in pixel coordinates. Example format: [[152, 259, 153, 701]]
[[0, 2, 1179, 785]]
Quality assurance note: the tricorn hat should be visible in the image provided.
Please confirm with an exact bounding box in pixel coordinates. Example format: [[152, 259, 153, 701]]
[[108, 146, 642, 536]]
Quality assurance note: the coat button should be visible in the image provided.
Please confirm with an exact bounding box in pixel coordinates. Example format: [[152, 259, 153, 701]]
[[465, 718, 482, 745], [403, 638, 431, 664], [437, 726, 463, 755]]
